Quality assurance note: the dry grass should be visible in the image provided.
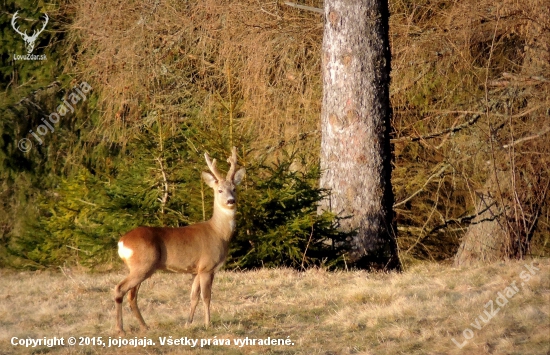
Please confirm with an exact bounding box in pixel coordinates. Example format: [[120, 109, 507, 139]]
[[0, 259, 548, 354]]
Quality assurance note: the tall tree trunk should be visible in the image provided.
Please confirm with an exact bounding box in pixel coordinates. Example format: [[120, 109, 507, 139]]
[[319, 0, 400, 270]]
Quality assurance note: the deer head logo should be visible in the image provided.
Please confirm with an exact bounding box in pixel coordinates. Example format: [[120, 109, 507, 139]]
[[11, 11, 49, 54]]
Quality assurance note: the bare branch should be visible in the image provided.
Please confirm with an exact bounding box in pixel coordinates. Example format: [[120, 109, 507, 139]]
[[394, 163, 450, 207], [392, 114, 481, 143], [502, 126, 550, 149], [156, 157, 169, 214], [398, 201, 499, 234], [284, 2, 323, 14]]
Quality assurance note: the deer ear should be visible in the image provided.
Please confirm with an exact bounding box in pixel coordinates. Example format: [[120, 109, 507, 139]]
[[202, 172, 218, 188], [233, 168, 246, 185]]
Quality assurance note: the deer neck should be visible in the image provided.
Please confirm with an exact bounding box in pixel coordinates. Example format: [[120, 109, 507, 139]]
[[208, 202, 236, 241]]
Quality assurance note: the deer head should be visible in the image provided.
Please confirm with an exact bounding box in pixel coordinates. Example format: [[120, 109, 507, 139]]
[[202, 147, 246, 212], [11, 11, 49, 54]]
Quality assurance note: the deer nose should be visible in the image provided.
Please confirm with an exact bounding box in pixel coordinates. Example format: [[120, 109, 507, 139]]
[[227, 199, 235, 205]]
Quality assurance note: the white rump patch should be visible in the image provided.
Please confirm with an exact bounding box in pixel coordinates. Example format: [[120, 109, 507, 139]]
[[118, 241, 133, 260]]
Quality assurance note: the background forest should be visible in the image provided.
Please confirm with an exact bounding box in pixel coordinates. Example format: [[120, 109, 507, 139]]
[[1, 0, 549, 270]]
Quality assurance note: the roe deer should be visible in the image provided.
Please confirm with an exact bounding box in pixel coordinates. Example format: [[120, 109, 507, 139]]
[[114, 147, 245, 334]]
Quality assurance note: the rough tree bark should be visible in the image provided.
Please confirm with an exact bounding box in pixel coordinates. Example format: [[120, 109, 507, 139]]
[[319, 0, 400, 270]]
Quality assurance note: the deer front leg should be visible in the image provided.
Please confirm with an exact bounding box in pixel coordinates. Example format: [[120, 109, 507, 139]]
[[187, 274, 201, 326], [199, 272, 215, 327]]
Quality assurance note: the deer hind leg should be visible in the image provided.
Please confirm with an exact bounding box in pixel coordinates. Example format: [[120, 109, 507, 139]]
[[128, 283, 149, 331], [114, 272, 151, 335], [199, 272, 215, 327], [186, 274, 201, 326]]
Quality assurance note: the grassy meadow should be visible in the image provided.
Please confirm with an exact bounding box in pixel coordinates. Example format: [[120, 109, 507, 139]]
[[0, 259, 548, 354]]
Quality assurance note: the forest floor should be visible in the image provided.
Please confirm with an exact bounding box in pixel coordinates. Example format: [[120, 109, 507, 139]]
[[0, 259, 548, 354]]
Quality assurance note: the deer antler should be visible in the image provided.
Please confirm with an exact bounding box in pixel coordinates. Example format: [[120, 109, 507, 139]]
[[30, 13, 48, 41], [226, 147, 238, 181], [11, 11, 26, 37], [204, 152, 223, 182]]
